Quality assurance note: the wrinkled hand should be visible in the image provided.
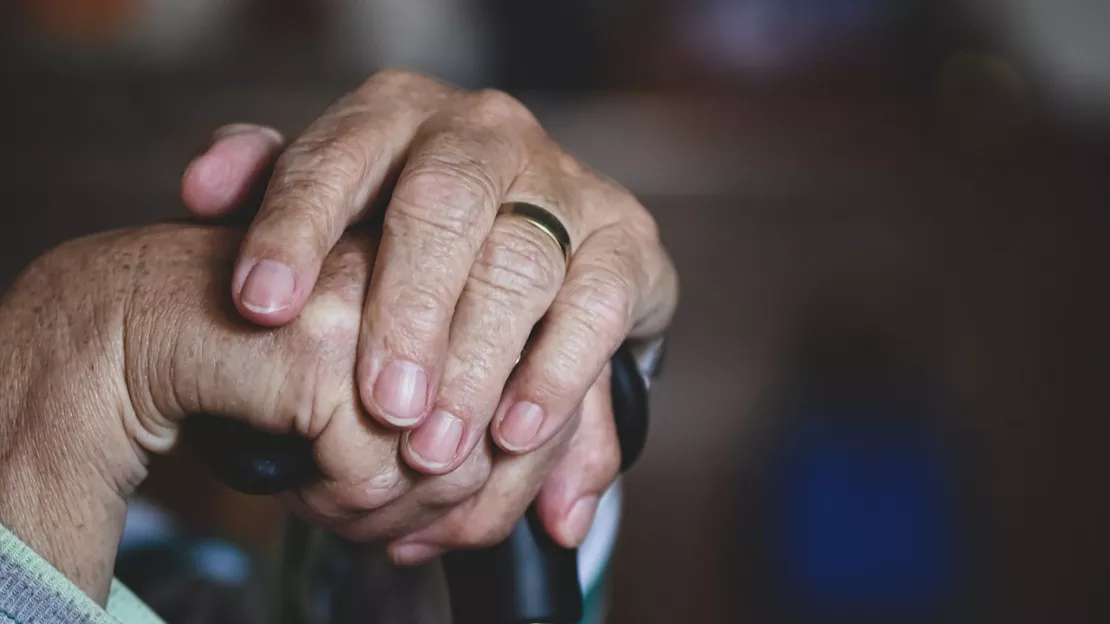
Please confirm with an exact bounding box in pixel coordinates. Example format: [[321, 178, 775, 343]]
[[181, 70, 678, 485], [0, 224, 620, 603]]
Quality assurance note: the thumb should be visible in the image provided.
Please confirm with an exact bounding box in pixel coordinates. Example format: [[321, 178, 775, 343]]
[[182, 124, 285, 220], [125, 224, 371, 454], [533, 369, 621, 549]]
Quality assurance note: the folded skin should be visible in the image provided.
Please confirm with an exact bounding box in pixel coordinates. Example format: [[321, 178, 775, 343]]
[[0, 223, 621, 605], [181, 70, 679, 485]]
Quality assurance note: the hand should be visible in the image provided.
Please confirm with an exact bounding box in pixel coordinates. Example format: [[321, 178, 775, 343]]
[[181, 70, 678, 481], [0, 223, 621, 603]]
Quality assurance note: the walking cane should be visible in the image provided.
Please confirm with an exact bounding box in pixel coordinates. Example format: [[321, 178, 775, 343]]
[[187, 342, 649, 623]]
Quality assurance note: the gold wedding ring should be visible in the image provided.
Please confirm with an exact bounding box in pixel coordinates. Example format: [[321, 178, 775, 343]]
[[497, 202, 572, 264]]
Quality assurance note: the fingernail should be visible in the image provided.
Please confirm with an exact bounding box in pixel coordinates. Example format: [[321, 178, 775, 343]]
[[565, 496, 600, 546], [408, 410, 464, 468], [373, 360, 429, 425], [390, 542, 442, 566], [213, 123, 283, 143], [499, 402, 544, 451], [240, 260, 295, 314]]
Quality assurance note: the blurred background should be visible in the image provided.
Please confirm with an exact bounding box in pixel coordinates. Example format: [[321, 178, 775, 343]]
[[3, 0, 1110, 621]]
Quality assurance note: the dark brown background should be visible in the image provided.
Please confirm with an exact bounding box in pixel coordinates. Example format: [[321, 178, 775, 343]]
[[4, 2, 1110, 620]]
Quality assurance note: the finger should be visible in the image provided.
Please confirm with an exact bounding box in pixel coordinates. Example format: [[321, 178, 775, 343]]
[[141, 226, 303, 451], [231, 86, 436, 326], [154, 227, 410, 530], [310, 438, 495, 543], [386, 407, 582, 565], [220, 230, 412, 531], [358, 95, 541, 429], [490, 223, 649, 454], [401, 203, 567, 473], [533, 368, 620, 548], [182, 124, 285, 218], [274, 231, 419, 524], [281, 403, 409, 529], [146, 227, 367, 443]]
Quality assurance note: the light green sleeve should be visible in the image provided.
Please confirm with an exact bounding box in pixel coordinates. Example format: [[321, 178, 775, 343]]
[[0, 522, 165, 624]]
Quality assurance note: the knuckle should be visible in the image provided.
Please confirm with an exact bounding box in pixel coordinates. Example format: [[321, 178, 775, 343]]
[[262, 177, 344, 252], [390, 163, 493, 244], [413, 137, 499, 195], [296, 296, 361, 358], [557, 270, 633, 345], [281, 132, 369, 186], [388, 281, 454, 338], [470, 223, 561, 301], [530, 359, 580, 402], [470, 88, 535, 125], [438, 353, 503, 419], [334, 468, 405, 513], [445, 334, 521, 403]]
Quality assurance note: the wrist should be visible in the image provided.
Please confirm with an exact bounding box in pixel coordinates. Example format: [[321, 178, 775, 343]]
[[0, 237, 148, 603], [0, 395, 132, 605]]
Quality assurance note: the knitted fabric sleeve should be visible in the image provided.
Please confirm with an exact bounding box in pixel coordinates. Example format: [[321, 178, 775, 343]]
[[0, 522, 164, 624]]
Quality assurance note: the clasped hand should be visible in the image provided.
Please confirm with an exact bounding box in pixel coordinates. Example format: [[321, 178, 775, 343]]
[[0, 70, 677, 606]]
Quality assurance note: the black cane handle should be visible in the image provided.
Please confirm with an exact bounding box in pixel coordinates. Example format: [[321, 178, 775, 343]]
[[187, 343, 650, 624], [441, 345, 649, 623]]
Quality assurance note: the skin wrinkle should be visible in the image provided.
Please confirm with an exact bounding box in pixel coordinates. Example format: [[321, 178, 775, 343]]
[[6, 364, 127, 602], [474, 221, 564, 298], [298, 350, 328, 441], [297, 239, 370, 441], [380, 213, 475, 290], [0, 232, 162, 601], [299, 415, 406, 526], [297, 324, 353, 440], [380, 281, 454, 348], [555, 271, 634, 348], [390, 167, 495, 250], [120, 238, 170, 456], [409, 123, 525, 206], [294, 98, 431, 224], [297, 110, 381, 175], [261, 172, 348, 254], [220, 75, 675, 525], [437, 226, 563, 428], [309, 412, 499, 541], [3, 68, 680, 598], [438, 417, 577, 550], [278, 137, 369, 210]]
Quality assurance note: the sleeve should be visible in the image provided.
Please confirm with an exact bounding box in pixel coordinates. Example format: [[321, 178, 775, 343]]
[[0, 522, 165, 624]]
